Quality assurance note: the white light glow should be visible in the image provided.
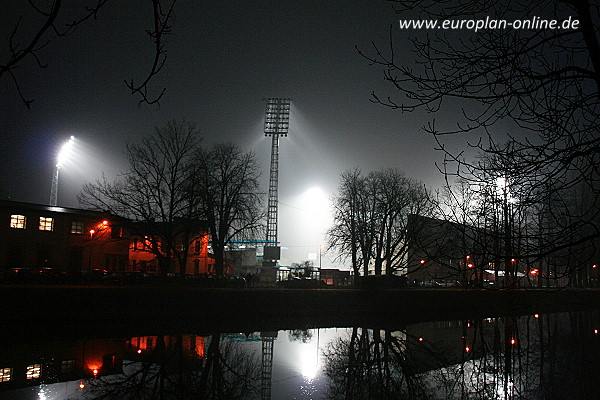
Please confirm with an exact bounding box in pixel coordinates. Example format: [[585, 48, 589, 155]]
[[298, 343, 320, 382], [301, 187, 329, 220], [56, 136, 76, 168]]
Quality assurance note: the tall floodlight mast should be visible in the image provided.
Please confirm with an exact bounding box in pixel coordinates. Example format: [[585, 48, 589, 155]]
[[49, 136, 75, 206], [263, 98, 290, 263]]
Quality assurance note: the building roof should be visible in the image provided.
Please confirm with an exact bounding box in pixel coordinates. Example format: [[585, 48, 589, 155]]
[[0, 199, 109, 218]]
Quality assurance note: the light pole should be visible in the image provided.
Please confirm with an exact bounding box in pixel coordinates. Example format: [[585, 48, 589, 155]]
[[49, 136, 75, 206], [88, 229, 95, 273], [319, 244, 323, 268]]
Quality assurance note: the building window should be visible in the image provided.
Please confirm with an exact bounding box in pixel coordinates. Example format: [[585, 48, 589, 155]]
[[71, 221, 83, 234], [0, 368, 12, 382], [194, 240, 201, 254], [26, 364, 41, 379], [61, 360, 75, 374], [39, 217, 54, 231], [10, 215, 26, 229]]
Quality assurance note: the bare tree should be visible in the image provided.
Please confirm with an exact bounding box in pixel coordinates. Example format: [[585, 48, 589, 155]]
[[79, 119, 202, 275], [194, 143, 264, 276], [328, 168, 434, 277], [363, 0, 600, 285], [1, 0, 175, 108]]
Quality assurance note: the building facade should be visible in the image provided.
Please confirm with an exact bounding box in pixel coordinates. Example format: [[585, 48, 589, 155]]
[[0, 200, 128, 274], [0, 200, 212, 277]]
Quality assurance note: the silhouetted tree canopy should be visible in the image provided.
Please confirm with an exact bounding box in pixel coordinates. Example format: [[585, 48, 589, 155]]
[[365, 0, 600, 286]]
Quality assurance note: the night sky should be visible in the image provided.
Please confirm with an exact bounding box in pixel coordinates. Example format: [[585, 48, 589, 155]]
[[0, 1, 447, 267]]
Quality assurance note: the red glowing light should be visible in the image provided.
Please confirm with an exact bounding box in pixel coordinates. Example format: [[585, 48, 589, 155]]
[[510, 338, 516, 345], [418, 337, 423, 342], [420, 259, 425, 264], [101, 220, 108, 226], [137, 349, 142, 354], [511, 258, 516, 263], [79, 382, 85, 389], [467, 263, 474, 268], [595, 329, 598, 335], [466, 255, 470, 260], [530, 269, 539, 275], [534, 314, 539, 318], [89, 229, 95, 234], [593, 265, 597, 269], [465, 346, 471, 352]]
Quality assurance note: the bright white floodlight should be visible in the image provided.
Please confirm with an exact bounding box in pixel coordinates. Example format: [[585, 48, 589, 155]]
[[49, 136, 75, 206]]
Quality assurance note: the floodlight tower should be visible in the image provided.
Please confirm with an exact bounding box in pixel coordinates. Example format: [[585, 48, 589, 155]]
[[263, 98, 290, 263], [49, 136, 75, 206]]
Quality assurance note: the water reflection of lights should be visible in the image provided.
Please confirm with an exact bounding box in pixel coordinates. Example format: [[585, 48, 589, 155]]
[[298, 343, 320, 381]]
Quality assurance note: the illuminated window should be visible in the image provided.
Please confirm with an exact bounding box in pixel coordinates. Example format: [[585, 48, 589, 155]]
[[10, 215, 26, 229], [26, 364, 41, 379], [61, 360, 75, 374], [39, 217, 54, 231], [0, 368, 12, 382], [71, 221, 83, 234]]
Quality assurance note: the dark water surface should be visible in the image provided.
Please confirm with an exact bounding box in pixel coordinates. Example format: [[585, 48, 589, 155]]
[[1, 310, 598, 399]]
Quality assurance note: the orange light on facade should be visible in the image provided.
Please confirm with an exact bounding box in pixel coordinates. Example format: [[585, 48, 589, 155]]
[[92, 369, 99, 376], [79, 382, 85, 390], [89, 229, 95, 235], [465, 346, 471, 352], [534, 314, 539, 319], [418, 337, 424, 342], [467, 263, 474, 268], [420, 259, 425, 264], [101, 220, 108, 226], [530, 269, 539, 275]]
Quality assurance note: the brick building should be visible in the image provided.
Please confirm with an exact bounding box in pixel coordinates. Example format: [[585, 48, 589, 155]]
[[0, 199, 129, 274], [0, 200, 211, 276]]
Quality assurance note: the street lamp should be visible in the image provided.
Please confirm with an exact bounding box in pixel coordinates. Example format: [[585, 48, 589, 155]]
[[49, 136, 75, 206]]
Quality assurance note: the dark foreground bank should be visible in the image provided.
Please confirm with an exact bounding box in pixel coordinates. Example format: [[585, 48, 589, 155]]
[[2, 285, 599, 341]]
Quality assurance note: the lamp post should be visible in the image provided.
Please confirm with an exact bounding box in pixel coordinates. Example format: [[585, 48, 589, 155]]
[[88, 229, 95, 273], [49, 136, 75, 206], [319, 244, 324, 268]]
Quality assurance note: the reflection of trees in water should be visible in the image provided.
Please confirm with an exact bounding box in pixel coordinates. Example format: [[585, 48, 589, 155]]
[[80, 334, 260, 400], [324, 327, 429, 399], [288, 329, 313, 343], [324, 311, 600, 400]]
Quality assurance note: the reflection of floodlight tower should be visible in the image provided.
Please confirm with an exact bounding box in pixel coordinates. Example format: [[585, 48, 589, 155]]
[[260, 331, 277, 400], [263, 98, 290, 263], [49, 136, 75, 206]]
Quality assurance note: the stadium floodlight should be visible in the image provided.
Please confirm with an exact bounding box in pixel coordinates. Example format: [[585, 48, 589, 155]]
[[49, 136, 75, 206], [263, 98, 290, 262]]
